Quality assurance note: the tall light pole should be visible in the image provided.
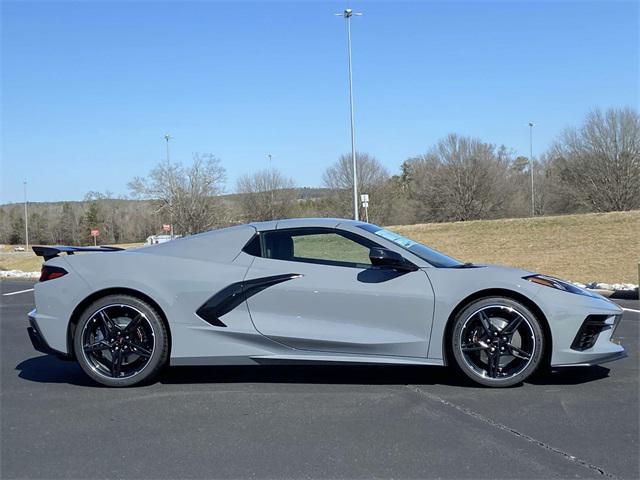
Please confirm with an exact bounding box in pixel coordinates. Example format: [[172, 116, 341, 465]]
[[164, 134, 174, 238], [267, 154, 275, 220], [23, 180, 29, 252], [528, 122, 535, 217], [164, 134, 171, 163], [335, 8, 362, 221]]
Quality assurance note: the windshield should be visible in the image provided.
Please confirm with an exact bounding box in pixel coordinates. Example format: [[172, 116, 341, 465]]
[[357, 224, 464, 268]]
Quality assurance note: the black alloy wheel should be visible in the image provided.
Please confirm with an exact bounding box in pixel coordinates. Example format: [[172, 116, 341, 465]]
[[74, 295, 168, 387], [451, 297, 544, 387]]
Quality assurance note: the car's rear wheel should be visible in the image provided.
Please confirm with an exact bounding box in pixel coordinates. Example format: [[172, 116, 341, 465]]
[[74, 295, 168, 387], [451, 297, 544, 387]]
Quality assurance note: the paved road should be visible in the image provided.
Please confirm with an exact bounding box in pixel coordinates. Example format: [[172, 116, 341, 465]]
[[1, 280, 638, 479]]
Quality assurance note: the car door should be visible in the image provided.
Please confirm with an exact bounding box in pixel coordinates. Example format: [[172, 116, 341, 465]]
[[243, 227, 435, 358]]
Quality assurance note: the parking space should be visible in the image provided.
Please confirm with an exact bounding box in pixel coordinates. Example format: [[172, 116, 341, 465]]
[[1, 280, 638, 479]]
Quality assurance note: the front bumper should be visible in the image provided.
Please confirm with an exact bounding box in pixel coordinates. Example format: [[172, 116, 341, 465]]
[[549, 307, 626, 367], [553, 350, 627, 367]]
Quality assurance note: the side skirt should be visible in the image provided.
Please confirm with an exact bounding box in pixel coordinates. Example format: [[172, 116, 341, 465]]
[[171, 353, 445, 367]]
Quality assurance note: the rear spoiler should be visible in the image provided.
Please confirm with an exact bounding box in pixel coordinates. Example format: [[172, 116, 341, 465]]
[[33, 245, 125, 261]]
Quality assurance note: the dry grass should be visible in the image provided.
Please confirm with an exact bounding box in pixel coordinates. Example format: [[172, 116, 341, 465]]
[[389, 210, 640, 284], [0, 254, 43, 272], [0, 243, 143, 273]]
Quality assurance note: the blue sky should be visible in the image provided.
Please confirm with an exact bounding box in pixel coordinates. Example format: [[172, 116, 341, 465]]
[[1, 0, 638, 203]]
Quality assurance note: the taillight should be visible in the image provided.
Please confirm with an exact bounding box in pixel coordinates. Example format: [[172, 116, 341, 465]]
[[39, 265, 68, 282]]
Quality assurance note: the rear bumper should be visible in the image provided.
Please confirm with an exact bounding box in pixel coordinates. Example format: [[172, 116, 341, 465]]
[[27, 310, 71, 360]]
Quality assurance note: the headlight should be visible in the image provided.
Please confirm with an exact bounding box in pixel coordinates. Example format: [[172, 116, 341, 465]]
[[524, 274, 597, 297]]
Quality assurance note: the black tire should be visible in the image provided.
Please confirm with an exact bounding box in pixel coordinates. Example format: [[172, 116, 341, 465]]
[[451, 296, 544, 387], [73, 294, 168, 387]]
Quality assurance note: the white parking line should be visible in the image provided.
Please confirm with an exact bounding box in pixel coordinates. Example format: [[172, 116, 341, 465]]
[[2, 288, 34, 297], [622, 307, 640, 313]]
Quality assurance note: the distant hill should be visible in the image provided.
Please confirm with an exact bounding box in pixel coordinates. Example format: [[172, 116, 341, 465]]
[[0, 187, 334, 209]]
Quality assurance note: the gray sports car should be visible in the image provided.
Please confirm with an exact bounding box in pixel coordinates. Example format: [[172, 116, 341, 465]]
[[27, 218, 626, 387]]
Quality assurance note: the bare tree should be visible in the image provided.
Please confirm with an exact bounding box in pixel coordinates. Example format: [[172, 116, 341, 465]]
[[236, 168, 296, 222], [322, 152, 390, 220], [129, 153, 227, 235], [406, 134, 513, 222], [549, 107, 640, 212], [53, 202, 82, 244]]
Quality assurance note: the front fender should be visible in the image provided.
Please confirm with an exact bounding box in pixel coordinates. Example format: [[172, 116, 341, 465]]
[[423, 267, 543, 360]]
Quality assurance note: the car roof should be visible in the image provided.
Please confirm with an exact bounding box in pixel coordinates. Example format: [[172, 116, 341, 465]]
[[249, 217, 369, 232]]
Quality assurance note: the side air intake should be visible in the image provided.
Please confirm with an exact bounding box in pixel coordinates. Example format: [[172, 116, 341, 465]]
[[196, 274, 302, 327]]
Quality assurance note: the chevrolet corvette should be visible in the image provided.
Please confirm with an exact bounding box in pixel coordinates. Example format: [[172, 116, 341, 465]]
[[27, 218, 626, 387]]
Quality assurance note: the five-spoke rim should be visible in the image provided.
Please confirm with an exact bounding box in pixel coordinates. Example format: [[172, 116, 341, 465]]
[[80, 304, 155, 380], [459, 305, 535, 381]]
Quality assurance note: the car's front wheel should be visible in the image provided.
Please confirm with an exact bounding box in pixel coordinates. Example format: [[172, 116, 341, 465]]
[[451, 297, 544, 387], [74, 295, 168, 387]]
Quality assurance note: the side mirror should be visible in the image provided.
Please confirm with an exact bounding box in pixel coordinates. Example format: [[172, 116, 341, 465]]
[[369, 247, 418, 272]]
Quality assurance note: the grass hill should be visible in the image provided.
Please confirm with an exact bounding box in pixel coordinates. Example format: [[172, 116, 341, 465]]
[[391, 210, 639, 284]]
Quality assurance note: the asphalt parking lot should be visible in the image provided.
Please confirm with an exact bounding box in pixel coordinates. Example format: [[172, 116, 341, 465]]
[[1, 280, 638, 479]]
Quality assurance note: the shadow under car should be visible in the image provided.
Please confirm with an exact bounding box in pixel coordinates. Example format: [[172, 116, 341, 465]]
[[16, 354, 611, 388]]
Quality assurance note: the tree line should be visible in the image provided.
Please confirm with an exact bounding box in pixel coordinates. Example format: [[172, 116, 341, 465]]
[[1, 107, 638, 246]]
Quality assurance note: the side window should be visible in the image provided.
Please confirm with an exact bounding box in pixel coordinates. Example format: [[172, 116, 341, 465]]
[[262, 229, 375, 268], [293, 233, 371, 265]]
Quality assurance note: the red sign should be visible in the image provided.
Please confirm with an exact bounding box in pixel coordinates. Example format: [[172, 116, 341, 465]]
[[90, 229, 99, 237], [162, 224, 171, 232]]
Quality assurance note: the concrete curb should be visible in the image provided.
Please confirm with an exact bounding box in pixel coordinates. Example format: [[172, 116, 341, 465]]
[[585, 287, 640, 300], [588, 289, 614, 298], [609, 289, 640, 300]]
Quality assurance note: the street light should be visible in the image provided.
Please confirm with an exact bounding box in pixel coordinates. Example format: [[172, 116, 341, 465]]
[[164, 134, 174, 238], [164, 134, 172, 163], [267, 154, 275, 220], [528, 122, 535, 217], [335, 8, 363, 221], [23, 180, 29, 252]]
